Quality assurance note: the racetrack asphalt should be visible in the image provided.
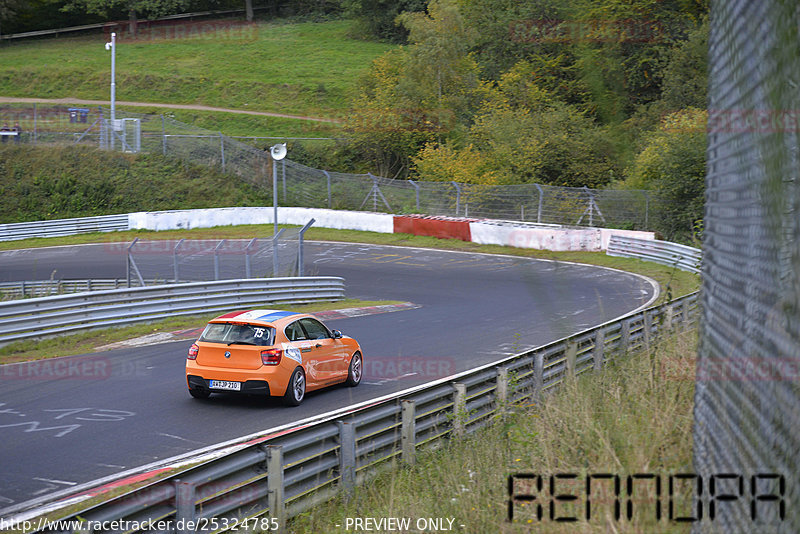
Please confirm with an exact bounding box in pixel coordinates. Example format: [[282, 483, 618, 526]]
[[0, 241, 657, 512]]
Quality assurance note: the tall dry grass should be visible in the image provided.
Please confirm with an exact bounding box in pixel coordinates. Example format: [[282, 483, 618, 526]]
[[288, 327, 698, 534]]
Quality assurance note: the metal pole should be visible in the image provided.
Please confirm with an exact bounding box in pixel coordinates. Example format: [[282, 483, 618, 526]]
[[408, 179, 420, 211], [161, 114, 167, 156], [273, 158, 278, 235], [126, 237, 138, 288], [245, 238, 257, 278], [534, 183, 544, 223], [323, 170, 332, 209], [272, 228, 284, 277], [451, 181, 461, 216], [33, 103, 37, 144], [214, 239, 226, 281], [219, 132, 225, 172], [282, 159, 286, 200], [173, 239, 184, 283], [109, 32, 116, 150], [297, 218, 315, 277]]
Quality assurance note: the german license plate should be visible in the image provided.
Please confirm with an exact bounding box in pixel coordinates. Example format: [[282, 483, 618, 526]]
[[209, 380, 241, 391]]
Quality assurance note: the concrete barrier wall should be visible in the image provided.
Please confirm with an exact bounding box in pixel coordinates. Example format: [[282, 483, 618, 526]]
[[126, 207, 652, 252], [128, 207, 395, 234]]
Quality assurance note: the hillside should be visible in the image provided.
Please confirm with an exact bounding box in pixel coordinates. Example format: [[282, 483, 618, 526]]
[[0, 144, 271, 223], [0, 20, 393, 136]]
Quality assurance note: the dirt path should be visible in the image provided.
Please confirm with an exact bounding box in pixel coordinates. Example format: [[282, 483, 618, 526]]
[[0, 96, 341, 124]]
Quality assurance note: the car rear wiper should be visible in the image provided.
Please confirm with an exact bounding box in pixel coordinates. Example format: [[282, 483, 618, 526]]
[[227, 341, 257, 346]]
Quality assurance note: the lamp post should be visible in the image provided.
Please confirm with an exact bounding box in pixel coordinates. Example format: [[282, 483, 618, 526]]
[[105, 32, 116, 149], [270, 143, 287, 235]]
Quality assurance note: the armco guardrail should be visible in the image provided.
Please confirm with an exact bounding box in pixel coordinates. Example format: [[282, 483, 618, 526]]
[[606, 235, 701, 274], [0, 279, 159, 299], [0, 277, 343, 345], [0, 214, 129, 242], [18, 291, 698, 533]]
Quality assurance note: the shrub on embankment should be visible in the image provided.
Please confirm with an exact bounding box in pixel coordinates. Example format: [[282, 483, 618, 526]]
[[0, 144, 270, 223]]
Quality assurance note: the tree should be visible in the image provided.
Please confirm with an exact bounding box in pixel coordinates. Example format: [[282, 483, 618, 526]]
[[343, 0, 427, 42], [625, 108, 706, 240], [63, 0, 188, 35]]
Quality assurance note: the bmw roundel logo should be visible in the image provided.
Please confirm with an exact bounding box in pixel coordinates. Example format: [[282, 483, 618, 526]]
[[224, 351, 231, 359]]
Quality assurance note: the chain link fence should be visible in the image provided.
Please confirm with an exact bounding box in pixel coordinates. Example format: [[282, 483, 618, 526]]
[[694, 1, 800, 532], [1, 103, 657, 230]]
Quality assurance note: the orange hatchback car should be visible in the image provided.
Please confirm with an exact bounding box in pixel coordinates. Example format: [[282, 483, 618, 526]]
[[186, 310, 362, 406]]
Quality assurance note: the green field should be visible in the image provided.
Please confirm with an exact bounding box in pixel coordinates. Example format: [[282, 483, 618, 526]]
[[0, 19, 393, 135]]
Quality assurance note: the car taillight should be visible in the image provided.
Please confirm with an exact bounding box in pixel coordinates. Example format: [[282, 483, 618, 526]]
[[187, 343, 199, 360], [261, 348, 282, 366]]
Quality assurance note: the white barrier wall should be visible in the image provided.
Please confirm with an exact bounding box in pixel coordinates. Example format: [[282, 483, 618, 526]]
[[469, 221, 655, 252], [126, 207, 652, 252], [128, 207, 395, 234]]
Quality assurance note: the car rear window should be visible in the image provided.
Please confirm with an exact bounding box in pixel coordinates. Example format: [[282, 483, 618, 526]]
[[199, 323, 275, 346]]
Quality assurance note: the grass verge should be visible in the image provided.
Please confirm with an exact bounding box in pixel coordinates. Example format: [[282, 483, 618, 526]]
[[289, 327, 698, 534], [0, 299, 400, 364]]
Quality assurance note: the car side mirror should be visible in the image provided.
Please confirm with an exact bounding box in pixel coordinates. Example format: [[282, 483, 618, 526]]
[[332, 330, 343, 339]]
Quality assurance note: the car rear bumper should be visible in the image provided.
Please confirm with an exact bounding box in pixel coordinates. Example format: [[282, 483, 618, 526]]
[[185, 361, 290, 397]]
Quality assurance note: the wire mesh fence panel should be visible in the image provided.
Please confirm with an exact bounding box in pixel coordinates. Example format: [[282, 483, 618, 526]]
[[128, 236, 300, 284], [1, 103, 659, 230], [695, 1, 800, 532]]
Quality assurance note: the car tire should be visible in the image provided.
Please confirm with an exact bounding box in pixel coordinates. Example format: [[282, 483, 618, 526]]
[[283, 367, 306, 406], [189, 387, 210, 399], [345, 352, 362, 387]]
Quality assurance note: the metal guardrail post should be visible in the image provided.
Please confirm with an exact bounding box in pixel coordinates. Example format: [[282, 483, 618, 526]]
[[338, 421, 356, 495], [174, 479, 196, 534], [453, 383, 466, 437], [297, 219, 316, 277], [682, 301, 690, 325], [566, 341, 577, 377], [496, 367, 509, 411], [267, 445, 286, 534], [593, 329, 605, 372], [408, 179, 420, 211], [534, 351, 544, 402], [643, 312, 653, 351], [245, 238, 257, 279], [214, 239, 226, 281], [323, 170, 332, 209], [665, 304, 674, 330], [173, 239, 184, 283], [620, 320, 631, 353], [272, 229, 284, 277], [401, 400, 416, 466]]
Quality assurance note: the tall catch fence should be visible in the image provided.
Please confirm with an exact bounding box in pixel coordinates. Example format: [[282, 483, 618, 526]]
[[0, 104, 655, 230], [695, 1, 800, 532]]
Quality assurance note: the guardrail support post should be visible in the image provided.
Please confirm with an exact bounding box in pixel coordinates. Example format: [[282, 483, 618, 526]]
[[533, 351, 544, 403], [174, 479, 196, 534], [593, 329, 605, 372], [682, 301, 690, 325], [267, 445, 286, 534], [566, 341, 577, 377], [643, 312, 653, 351], [453, 383, 466, 437], [665, 304, 674, 330], [620, 320, 630, 353], [496, 367, 509, 413], [338, 421, 356, 496], [401, 400, 416, 466]]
